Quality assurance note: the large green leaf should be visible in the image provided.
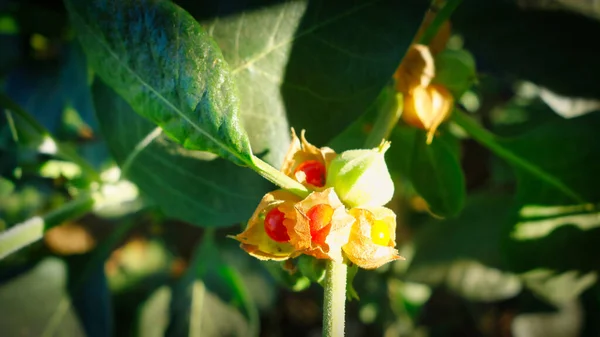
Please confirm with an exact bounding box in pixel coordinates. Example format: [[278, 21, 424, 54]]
[[93, 81, 270, 227], [179, 0, 428, 164], [405, 193, 597, 305], [64, 0, 251, 165], [501, 112, 600, 274], [453, 0, 600, 98], [408, 194, 511, 276]]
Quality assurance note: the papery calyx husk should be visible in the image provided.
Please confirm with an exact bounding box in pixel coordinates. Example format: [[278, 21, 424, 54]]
[[280, 128, 336, 189], [232, 190, 300, 261], [343, 207, 403, 270], [402, 83, 454, 144], [290, 188, 354, 263], [325, 141, 394, 208]]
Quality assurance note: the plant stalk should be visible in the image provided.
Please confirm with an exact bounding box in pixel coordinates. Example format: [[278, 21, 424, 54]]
[[452, 109, 585, 204], [367, 0, 462, 146], [418, 0, 463, 45], [364, 90, 402, 148], [0, 194, 95, 259], [323, 260, 347, 337], [250, 155, 310, 198]]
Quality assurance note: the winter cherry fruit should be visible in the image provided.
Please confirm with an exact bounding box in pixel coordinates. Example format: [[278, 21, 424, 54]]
[[264, 207, 290, 242], [370, 219, 390, 246], [306, 204, 333, 244], [294, 160, 326, 187]]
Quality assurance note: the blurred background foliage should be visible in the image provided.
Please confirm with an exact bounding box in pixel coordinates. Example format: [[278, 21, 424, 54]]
[[1, 0, 600, 336]]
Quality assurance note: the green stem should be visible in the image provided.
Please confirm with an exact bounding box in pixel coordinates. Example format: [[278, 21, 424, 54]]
[[452, 109, 586, 204], [323, 260, 347, 337], [418, 0, 463, 45], [0, 93, 101, 182], [0, 194, 95, 260], [250, 155, 310, 198], [365, 0, 462, 148], [365, 91, 402, 148]]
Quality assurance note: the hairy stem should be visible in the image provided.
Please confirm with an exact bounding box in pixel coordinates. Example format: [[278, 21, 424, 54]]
[[364, 90, 402, 148], [0, 194, 95, 259], [0, 93, 101, 182], [323, 260, 347, 337], [452, 109, 585, 204]]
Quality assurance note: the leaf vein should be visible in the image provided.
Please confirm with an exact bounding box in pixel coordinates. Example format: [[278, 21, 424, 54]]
[[231, 0, 380, 74], [70, 4, 248, 164]]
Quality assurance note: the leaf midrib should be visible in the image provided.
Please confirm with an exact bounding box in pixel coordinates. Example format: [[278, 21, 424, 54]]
[[69, 2, 249, 164]]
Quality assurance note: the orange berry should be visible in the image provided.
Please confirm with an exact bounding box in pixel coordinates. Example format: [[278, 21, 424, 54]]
[[294, 160, 326, 187], [306, 204, 334, 244], [264, 207, 290, 242]]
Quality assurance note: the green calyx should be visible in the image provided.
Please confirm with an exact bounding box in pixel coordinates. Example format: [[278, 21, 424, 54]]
[[326, 141, 394, 208]]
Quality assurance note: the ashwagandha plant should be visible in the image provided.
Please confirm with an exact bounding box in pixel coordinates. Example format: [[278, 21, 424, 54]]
[[2, 0, 598, 336]]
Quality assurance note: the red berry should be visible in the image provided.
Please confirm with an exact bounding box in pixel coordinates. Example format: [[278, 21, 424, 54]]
[[294, 160, 326, 187], [264, 208, 290, 242], [306, 204, 333, 244]]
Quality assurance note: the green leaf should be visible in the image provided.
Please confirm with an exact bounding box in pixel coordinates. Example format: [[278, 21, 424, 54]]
[[180, 0, 428, 163], [64, 0, 251, 165], [504, 113, 600, 205], [501, 113, 600, 274], [453, 0, 600, 98], [405, 193, 597, 305], [406, 194, 522, 302], [0, 258, 86, 337], [328, 83, 398, 152], [433, 49, 477, 98], [93, 81, 270, 227], [409, 129, 466, 218], [165, 231, 257, 337]]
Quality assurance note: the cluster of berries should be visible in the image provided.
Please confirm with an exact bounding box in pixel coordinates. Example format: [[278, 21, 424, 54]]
[[234, 130, 401, 270]]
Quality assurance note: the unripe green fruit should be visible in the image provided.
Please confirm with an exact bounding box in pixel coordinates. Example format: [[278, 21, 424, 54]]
[[326, 142, 394, 208]]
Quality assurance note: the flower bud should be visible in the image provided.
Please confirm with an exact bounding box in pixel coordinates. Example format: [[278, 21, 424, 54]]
[[325, 141, 394, 208]]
